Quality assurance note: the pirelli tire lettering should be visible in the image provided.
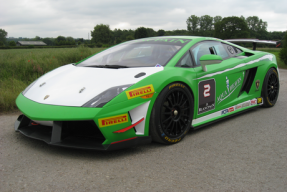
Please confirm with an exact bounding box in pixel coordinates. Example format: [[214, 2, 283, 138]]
[[164, 136, 181, 143], [169, 83, 185, 89]]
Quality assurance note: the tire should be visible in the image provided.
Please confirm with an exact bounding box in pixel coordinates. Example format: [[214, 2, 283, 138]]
[[262, 68, 279, 107], [150, 82, 194, 144]]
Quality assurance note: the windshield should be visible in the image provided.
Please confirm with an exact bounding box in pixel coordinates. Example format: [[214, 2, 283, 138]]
[[77, 38, 191, 68]]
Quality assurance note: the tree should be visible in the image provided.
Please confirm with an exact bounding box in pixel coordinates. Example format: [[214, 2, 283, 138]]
[[186, 15, 200, 35], [240, 15, 246, 23], [213, 16, 222, 25], [199, 15, 213, 36], [56, 36, 66, 42], [214, 16, 249, 39], [126, 35, 134, 41], [157, 29, 165, 36], [91, 24, 112, 44], [0, 41, 3, 46], [66, 36, 75, 45], [33, 36, 41, 41], [279, 32, 287, 65], [246, 16, 268, 39], [0, 28, 8, 45], [113, 28, 123, 43], [134, 27, 148, 39], [146, 28, 156, 37], [9, 41, 16, 46], [43, 38, 54, 46]]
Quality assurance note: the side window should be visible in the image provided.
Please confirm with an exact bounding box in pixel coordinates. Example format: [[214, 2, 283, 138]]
[[191, 41, 230, 66], [176, 52, 193, 68], [213, 43, 229, 59], [222, 43, 243, 56]]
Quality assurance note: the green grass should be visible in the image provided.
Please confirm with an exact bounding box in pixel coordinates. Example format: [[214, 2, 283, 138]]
[[0, 47, 105, 112]]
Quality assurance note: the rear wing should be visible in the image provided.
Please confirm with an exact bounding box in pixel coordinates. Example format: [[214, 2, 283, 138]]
[[224, 39, 281, 50]]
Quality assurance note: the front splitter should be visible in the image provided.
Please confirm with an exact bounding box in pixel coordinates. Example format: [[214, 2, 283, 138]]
[[15, 114, 152, 151]]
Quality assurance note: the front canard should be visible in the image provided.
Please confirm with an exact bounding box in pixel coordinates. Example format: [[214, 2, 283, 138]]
[[126, 84, 155, 99], [98, 114, 129, 128]]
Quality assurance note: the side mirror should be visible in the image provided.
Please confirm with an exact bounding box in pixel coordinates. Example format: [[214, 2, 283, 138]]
[[200, 54, 223, 72]]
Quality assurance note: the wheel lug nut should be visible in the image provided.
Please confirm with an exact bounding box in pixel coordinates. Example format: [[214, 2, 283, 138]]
[[174, 110, 178, 116]]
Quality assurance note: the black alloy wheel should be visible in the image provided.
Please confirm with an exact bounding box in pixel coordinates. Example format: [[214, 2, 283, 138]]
[[150, 82, 193, 144], [262, 68, 280, 107]]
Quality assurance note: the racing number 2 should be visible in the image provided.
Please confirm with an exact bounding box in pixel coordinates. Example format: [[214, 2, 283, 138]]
[[203, 84, 210, 97]]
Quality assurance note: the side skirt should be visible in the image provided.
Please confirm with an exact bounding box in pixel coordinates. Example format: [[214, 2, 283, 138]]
[[192, 98, 263, 129]]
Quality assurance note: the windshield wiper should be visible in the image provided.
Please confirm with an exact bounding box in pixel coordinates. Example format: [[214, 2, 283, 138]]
[[86, 65, 129, 69], [104, 65, 129, 69]]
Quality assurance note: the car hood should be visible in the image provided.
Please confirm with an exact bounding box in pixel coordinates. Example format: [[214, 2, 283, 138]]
[[24, 64, 163, 106]]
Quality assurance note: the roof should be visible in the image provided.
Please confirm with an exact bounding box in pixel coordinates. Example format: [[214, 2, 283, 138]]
[[17, 41, 47, 46]]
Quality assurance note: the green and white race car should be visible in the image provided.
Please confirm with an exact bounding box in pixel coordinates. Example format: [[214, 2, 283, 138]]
[[15, 36, 280, 150]]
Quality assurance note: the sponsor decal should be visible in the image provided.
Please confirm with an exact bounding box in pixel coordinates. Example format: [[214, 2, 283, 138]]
[[242, 102, 250, 108], [228, 107, 235, 112], [217, 76, 242, 104], [221, 109, 228, 115], [198, 79, 215, 114], [250, 99, 257, 105], [257, 97, 263, 104], [235, 104, 242, 110], [155, 64, 162, 67], [141, 93, 154, 99], [256, 80, 260, 90], [44, 95, 49, 100], [126, 84, 155, 100], [226, 77, 230, 92], [98, 114, 128, 128]]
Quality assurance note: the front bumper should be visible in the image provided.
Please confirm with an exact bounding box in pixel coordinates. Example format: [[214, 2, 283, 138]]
[[15, 93, 153, 150], [15, 114, 151, 150]]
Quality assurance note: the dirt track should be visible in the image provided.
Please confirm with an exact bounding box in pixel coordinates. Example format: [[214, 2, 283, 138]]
[[0, 70, 287, 191]]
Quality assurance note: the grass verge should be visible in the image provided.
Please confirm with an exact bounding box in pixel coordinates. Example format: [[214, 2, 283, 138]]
[[0, 46, 105, 112]]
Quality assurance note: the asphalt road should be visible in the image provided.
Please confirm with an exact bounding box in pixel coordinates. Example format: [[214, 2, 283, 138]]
[[1, 70, 287, 192]]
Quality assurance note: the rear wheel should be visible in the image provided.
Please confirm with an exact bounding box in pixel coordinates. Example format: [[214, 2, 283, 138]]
[[262, 68, 279, 107], [150, 82, 193, 144]]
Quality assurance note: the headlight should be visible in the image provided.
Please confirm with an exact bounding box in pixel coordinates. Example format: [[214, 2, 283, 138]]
[[82, 84, 133, 108], [22, 80, 38, 96]]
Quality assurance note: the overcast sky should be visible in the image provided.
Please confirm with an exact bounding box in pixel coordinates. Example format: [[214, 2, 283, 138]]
[[1, 0, 286, 39]]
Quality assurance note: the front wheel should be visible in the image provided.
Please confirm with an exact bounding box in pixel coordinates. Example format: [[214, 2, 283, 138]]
[[262, 68, 279, 107], [150, 82, 194, 144]]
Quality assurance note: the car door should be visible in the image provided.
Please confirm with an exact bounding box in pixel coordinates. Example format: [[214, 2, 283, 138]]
[[191, 41, 246, 118]]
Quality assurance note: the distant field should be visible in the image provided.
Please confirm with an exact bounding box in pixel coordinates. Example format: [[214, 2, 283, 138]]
[[0, 47, 285, 112], [0, 47, 105, 112]]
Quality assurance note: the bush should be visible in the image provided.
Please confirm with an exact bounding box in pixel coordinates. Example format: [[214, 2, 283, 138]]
[[96, 42, 102, 48], [279, 32, 287, 65], [28, 45, 35, 48], [9, 41, 16, 46], [279, 47, 287, 65]]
